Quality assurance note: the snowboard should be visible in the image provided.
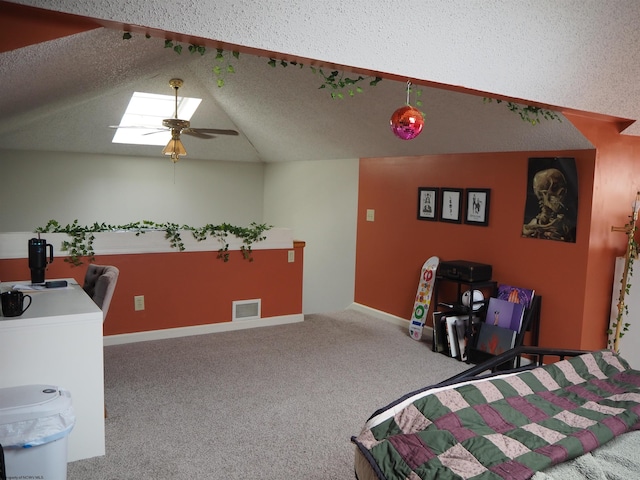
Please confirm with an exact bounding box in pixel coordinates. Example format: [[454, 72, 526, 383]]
[[409, 256, 440, 340]]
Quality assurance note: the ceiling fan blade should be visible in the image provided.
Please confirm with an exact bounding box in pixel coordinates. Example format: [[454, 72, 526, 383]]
[[187, 128, 239, 136], [109, 125, 166, 130], [182, 130, 216, 139], [142, 131, 170, 137]]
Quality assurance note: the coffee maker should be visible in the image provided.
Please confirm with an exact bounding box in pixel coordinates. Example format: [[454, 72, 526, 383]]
[[28, 238, 54, 284]]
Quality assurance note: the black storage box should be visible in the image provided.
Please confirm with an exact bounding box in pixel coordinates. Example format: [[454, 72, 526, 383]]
[[438, 260, 492, 283]]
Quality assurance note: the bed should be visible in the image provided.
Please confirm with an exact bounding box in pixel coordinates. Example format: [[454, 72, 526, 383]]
[[352, 347, 640, 480]]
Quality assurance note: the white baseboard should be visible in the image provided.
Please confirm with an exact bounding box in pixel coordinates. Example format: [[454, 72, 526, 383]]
[[104, 305, 434, 347], [348, 302, 434, 336], [103, 314, 304, 346]]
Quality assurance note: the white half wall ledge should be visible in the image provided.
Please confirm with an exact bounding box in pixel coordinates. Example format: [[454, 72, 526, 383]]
[[0, 228, 294, 259], [103, 313, 304, 346]]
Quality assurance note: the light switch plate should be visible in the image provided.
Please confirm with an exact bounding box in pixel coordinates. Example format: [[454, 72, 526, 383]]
[[366, 209, 375, 222], [134, 295, 145, 311]]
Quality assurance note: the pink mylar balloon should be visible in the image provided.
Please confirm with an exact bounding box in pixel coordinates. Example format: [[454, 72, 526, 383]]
[[390, 105, 424, 140]]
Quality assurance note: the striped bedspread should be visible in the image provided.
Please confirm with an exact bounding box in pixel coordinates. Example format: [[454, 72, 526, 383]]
[[353, 350, 640, 480]]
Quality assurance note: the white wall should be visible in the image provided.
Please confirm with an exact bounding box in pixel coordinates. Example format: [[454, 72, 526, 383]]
[[0, 150, 264, 232], [263, 158, 359, 314], [1, 150, 359, 315]]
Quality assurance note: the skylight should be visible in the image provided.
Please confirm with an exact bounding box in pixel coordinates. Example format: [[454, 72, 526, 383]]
[[112, 92, 202, 146]]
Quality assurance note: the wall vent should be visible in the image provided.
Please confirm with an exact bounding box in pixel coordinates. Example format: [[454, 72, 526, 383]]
[[232, 299, 261, 321]]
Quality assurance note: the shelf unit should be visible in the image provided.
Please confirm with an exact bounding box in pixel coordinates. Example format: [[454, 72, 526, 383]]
[[469, 295, 542, 368], [432, 276, 541, 368], [431, 277, 497, 360]]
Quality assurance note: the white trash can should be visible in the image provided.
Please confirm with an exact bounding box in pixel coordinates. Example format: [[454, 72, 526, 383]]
[[0, 385, 75, 480]]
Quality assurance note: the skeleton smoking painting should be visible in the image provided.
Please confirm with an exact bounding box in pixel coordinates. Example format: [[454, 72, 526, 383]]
[[522, 157, 578, 242]]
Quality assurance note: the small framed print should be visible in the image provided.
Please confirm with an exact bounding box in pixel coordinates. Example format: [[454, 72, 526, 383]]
[[465, 188, 491, 226], [440, 188, 463, 223], [417, 187, 439, 221]]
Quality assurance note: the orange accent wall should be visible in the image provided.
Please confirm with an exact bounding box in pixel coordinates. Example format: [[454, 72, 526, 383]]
[[0, 244, 304, 336], [0, 1, 99, 53], [355, 149, 605, 350], [564, 113, 640, 349]]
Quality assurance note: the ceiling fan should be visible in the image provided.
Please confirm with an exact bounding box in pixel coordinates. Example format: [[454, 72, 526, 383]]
[[114, 78, 239, 163]]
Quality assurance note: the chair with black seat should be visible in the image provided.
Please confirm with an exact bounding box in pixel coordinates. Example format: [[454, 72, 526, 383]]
[[83, 264, 119, 321]]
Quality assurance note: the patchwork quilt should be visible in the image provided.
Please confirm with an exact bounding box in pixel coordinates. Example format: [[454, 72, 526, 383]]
[[352, 350, 640, 480]]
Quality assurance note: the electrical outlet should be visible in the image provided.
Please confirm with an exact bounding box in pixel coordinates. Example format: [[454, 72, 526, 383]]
[[288, 250, 295, 263], [134, 295, 145, 311], [366, 209, 375, 222]]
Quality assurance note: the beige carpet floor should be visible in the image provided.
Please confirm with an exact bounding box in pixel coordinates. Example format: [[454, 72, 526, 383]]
[[67, 309, 469, 479]]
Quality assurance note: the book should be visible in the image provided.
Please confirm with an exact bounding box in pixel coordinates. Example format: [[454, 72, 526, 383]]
[[475, 323, 517, 356], [497, 284, 535, 309], [432, 311, 447, 354], [445, 316, 468, 360], [445, 316, 457, 358], [486, 297, 525, 332], [444, 315, 478, 361]]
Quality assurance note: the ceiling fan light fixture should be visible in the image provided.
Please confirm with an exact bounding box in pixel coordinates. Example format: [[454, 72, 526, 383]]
[[113, 78, 238, 160], [162, 131, 187, 163]]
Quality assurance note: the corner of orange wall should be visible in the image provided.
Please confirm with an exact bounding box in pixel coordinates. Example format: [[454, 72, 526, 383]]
[[564, 112, 640, 350]]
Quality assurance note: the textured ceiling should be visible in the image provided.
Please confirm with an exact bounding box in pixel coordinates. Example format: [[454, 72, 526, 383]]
[[0, 2, 603, 163]]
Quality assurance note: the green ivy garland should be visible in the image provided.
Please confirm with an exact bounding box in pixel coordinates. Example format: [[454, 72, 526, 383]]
[[123, 33, 561, 124], [267, 59, 383, 99], [35, 220, 271, 266], [122, 33, 382, 98], [483, 98, 561, 126], [607, 212, 638, 352], [213, 49, 240, 88]]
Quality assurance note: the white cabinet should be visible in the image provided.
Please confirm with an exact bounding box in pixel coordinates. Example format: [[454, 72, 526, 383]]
[[0, 280, 105, 462]]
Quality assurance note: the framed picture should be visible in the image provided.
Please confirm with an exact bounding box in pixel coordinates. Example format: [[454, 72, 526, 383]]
[[417, 187, 439, 221], [440, 188, 463, 223], [465, 188, 491, 226]]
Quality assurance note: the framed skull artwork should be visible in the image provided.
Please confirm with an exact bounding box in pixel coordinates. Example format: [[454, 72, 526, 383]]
[[522, 157, 578, 243]]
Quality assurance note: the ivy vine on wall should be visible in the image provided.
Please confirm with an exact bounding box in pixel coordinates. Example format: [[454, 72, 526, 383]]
[[267, 58, 383, 99], [122, 33, 382, 98], [35, 220, 272, 266], [607, 198, 640, 353], [122, 33, 560, 124], [482, 98, 561, 126]]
